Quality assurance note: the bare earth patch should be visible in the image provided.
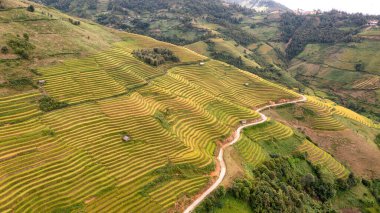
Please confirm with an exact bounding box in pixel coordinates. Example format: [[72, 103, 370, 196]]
[[221, 146, 244, 187]]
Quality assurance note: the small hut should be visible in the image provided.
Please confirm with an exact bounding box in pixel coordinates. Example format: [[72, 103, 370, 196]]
[[38, 80, 46, 85], [199, 62, 205, 66], [244, 83, 249, 87], [122, 135, 130, 142], [240, 120, 247, 125]]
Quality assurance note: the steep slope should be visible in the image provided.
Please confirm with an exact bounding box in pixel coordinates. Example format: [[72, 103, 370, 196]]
[[289, 29, 380, 120], [1, 1, 380, 213], [225, 0, 290, 12], [28, 0, 380, 122], [0, 1, 303, 212]]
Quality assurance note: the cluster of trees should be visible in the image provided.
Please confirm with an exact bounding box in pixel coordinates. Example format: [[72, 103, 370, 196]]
[[39, 96, 68, 112], [97, 0, 253, 45], [219, 28, 257, 46], [132, 48, 180, 66], [280, 11, 369, 59], [197, 155, 370, 212], [37, 0, 97, 17], [362, 179, 380, 204], [6, 33, 35, 59]]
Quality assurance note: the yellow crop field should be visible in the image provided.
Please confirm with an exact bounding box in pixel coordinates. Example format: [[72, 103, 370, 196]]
[[0, 32, 302, 212]]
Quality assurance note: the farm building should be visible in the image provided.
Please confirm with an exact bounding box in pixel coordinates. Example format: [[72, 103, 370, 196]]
[[122, 135, 131, 142], [368, 20, 379, 26]]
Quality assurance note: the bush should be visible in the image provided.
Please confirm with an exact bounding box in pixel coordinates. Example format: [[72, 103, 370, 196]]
[[7, 35, 35, 59], [27, 5, 35, 12], [355, 62, 364, 71], [375, 134, 380, 148], [23, 33, 29, 41], [1, 46, 8, 54], [9, 77, 34, 87], [42, 128, 56, 137], [39, 96, 68, 112]]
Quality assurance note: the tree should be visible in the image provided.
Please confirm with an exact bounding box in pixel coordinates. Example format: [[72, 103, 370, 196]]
[[355, 62, 364, 71], [23, 33, 29, 41], [27, 5, 35, 12], [1, 46, 9, 54]]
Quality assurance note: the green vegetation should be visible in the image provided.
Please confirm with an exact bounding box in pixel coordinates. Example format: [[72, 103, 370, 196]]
[[26, 5, 34, 12], [0, 21, 301, 211], [355, 61, 365, 71], [38, 96, 69, 112], [6, 34, 35, 59], [132, 48, 180, 66], [1, 45, 9, 54], [198, 154, 379, 212], [280, 11, 367, 59], [375, 134, 380, 148], [1, 1, 379, 212]]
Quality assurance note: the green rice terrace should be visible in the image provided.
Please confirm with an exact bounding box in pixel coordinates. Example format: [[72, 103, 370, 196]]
[[1, 1, 380, 212]]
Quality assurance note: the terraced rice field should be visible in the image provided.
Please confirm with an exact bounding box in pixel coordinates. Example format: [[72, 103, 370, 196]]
[[352, 77, 380, 90], [235, 135, 267, 167], [0, 92, 41, 125], [244, 120, 294, 142], [303, 97, 346, 131], [297, 140, 349, 179], [0, 34, 301, 212], [306, 96, 379, 128]]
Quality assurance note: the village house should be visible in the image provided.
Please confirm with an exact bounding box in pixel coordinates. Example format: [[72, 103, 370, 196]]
[[367, 20, 379, 27]]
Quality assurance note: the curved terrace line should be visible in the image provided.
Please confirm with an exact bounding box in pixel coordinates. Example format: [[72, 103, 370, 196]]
[[184, 95, 307, 213]]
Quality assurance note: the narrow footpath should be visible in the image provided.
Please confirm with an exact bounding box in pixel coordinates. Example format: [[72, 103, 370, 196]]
[[184, 95, 307, 213]]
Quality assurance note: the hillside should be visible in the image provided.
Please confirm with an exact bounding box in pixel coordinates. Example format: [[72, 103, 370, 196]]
[[28, 0, 380, 122], [224, 0, 290, 12], [1, 1, 380, 213], [0, 1, 297, 212]]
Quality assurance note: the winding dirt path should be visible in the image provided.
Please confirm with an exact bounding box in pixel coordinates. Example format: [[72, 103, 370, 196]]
[[183, 95, 307, 213]]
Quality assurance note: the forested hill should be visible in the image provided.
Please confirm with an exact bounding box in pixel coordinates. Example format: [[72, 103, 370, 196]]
[[224, 0, 290, 12], [280, 11, 371, 59]]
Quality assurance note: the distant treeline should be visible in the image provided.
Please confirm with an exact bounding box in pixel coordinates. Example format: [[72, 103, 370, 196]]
[[280, 10, 372, 59]]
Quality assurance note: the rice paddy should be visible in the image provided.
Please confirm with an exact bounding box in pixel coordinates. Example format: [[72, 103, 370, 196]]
[[0, 34, 301, 212]]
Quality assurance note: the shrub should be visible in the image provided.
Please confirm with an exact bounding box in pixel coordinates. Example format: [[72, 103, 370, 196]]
[[9, 77, 34, 86], [374, 134, 380, 148], [39, 96, 69, 112], [7, 35, 35, 59], [27, 5, 35, 12], [1, 46, 8, 54], [355, 62, 364, 71], [23, 33, 29, 41], [42, 128, 56, 137]]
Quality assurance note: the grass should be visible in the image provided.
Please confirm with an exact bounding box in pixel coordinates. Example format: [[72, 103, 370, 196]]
[[333, 183, 380, 212], [214, 195, 252, 213]]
